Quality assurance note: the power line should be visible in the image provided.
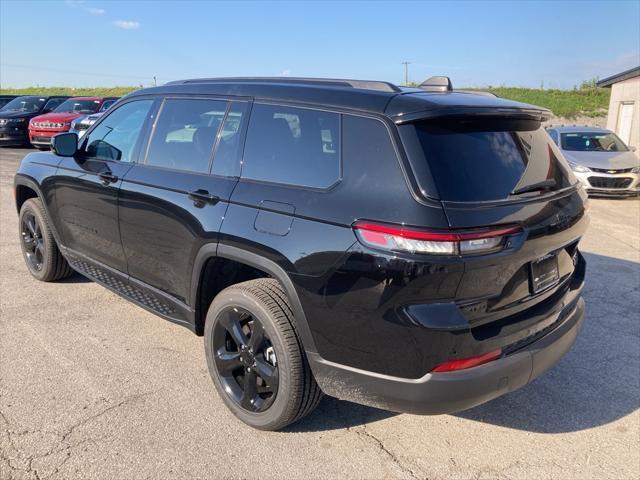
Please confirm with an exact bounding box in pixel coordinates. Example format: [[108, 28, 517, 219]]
[[1, 62, 162, 83], [401, 61, 413, 86]]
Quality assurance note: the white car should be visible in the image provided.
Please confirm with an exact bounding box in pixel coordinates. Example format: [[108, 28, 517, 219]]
[[69, 98, 119, 138], [547, 126, 639, 197]]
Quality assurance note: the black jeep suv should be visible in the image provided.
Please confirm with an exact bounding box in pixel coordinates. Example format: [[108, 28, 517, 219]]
[[0, 95, 70, 146], [14, 77, 588, 430]]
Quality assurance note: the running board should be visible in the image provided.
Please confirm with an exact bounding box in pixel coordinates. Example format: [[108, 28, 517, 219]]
[[65, 251, 194, 330]]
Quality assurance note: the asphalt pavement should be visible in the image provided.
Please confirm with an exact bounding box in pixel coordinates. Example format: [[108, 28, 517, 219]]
[[1, 147, 639, 479]]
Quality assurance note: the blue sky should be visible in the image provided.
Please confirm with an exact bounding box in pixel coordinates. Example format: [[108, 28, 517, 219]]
[[1, 0, 639, 89]]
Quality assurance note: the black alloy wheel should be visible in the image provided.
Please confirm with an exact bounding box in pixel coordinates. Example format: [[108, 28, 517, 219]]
[[21, 212, 44, 272], [213, 306, 279, 412]]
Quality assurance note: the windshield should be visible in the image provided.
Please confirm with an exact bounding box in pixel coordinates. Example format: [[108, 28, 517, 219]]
[[561, 132, 628, 152], [1, 96, 46, 112], [405, 118, 575, 202], [54, 99, 101, 114]]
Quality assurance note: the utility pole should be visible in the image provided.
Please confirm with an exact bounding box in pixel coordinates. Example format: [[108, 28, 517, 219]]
[[153, 76, 157, 87], [401, 61, 412, 86]]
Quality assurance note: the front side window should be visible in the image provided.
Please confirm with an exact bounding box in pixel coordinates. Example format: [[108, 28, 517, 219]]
[[82, 99, 154, 163], [54, 99, 101, 114], [560, 131, 629, 152], [211, 102, 246, 177], [242, 104, 340, 188], [145, 98, 227, 173]]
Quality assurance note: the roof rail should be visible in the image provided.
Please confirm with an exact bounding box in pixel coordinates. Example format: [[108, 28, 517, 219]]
[[418, 76, 453, 92], [166, 77, 401, 93]]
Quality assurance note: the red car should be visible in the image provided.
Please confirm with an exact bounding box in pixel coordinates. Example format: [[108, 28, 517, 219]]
[[28, 97, 118, 149]]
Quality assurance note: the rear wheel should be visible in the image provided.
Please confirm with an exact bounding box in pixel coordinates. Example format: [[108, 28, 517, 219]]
[[19, 198, 73, 282], [204, 279, 322, 430]]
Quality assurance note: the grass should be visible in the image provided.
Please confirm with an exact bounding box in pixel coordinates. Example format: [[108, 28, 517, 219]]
[[477, 87, 610, 118], [1, 84, 611, 119], [0, 86, 137, 97]]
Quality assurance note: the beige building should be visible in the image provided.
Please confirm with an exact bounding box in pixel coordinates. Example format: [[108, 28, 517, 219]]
[[598, 66, 640, 149]]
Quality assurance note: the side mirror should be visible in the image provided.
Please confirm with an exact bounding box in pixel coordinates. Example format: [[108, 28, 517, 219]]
[[51, 132, 78, 157], [631, 146, 637, 152]]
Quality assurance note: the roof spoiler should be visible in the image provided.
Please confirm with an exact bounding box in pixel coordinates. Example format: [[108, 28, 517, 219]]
[[393, 106, 552, 125], [418, 76, 453, 92]]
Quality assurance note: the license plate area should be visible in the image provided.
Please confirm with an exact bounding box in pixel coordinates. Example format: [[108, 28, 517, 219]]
[[530, 253, 560, 294]]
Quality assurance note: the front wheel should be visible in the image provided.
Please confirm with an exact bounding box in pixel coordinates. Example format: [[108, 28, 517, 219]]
[[204, 279, 322, 430], [19, 198, 73, 282]]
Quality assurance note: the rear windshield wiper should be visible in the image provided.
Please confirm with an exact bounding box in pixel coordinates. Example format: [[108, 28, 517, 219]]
[[511, 179, 556, 196]]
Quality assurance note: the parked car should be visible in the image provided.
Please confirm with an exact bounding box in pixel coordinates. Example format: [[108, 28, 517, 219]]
[[69, 98, 120, 138], [0, 95, 19, 110], [28, 96, 118, 149], [0, 96, 69, 146], [547, 126, 640, 196], [14, 76, 588, 431]]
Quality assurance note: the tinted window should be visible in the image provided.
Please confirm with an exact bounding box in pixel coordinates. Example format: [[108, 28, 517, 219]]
[[83, 100, 153, 163], [145, 98, 226, 173], [242, 104, 340, 188], [212, 102, 246, 177], [561, 131, 629, 152], [54, 99, 101, 114], [100, 99, 117, 112], [0, 98, 15, 109], [43, 98, 65, 112], [547, 129, 559, 145], [410, 118, 574, 202], [2, 96, 46, 112]]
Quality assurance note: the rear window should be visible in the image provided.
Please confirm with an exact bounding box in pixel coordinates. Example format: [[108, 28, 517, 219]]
[[406, 118, 574, 202]]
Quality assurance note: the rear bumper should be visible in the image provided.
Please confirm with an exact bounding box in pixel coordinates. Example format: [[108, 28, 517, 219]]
[[309, 296, 584, 415]]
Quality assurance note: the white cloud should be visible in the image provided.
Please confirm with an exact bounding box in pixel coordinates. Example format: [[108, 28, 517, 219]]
[[87, 7, 105, 15], [281, 69, 291, 76], [112, 20, 141, 30]]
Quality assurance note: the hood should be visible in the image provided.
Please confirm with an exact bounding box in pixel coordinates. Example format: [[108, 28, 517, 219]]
[[562, 150, 640, 169], [0, 109, 38, 120], [78, 111, 105, 124], [31, 111, 85, 123]]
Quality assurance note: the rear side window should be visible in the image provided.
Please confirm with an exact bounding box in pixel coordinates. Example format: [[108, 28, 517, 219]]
[[145, 98, 227, 173], [242, 104, 340, 188], [406, 118, 574, 202]]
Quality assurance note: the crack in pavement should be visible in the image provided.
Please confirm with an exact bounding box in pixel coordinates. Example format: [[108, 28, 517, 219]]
[[349, 424, 426, 479], [0, 390, 157, 479]]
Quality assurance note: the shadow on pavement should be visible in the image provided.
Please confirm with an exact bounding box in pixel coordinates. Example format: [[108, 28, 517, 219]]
[[285, 396, 397, 432], [455, 252, 639, 433]]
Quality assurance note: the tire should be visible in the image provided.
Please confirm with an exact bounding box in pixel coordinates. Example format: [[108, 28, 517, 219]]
[[204, 278, 322, 430], [18, 198, 74, 282]]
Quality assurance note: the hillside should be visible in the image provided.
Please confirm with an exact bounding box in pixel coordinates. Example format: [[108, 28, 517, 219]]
[[478, 87, 610, 118], [0, 85, 611, 119]]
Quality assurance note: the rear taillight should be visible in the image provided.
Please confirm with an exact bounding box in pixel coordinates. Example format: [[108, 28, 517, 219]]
[[431, 349, 502, 372], [353, 222, 521, 256]]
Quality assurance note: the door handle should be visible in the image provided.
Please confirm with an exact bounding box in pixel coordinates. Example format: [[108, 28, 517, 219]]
[[188, 189, 219, 206], [98, 172, 118, 185]]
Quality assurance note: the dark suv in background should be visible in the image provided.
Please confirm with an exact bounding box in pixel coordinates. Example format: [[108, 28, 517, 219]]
[[14, 77, 588, 430], [0, 95, 69, 146]]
